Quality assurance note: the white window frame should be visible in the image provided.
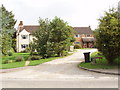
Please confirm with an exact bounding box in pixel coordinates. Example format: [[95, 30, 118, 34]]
[[21, 35, 28, 39], [75, 34, 80, 38], [21, 44, 28, 48], [87, 34, 91, 37], [82, 34, 85, 37]]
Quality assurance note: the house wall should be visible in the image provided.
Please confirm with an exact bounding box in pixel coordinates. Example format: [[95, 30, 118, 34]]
[[74, 34, 94, 48], [16, 29, 30, 52]]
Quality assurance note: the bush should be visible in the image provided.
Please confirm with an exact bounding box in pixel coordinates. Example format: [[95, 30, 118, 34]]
[[7, 52, 13, 56], [30, 52, 38, 55], [28, 56, 41, 60], [15, 56, 24, 62], [3, 60, 13, 64], [114, 57, 120, 65], [20, 50, 28, 53], [97, 52, 103, 56], [74, 44, 82, 49], [96, 8, 120, 64], [61, 51, 68, 56]]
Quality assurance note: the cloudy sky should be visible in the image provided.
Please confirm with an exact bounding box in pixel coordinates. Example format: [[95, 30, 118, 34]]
[[1, 0, 119, 30]]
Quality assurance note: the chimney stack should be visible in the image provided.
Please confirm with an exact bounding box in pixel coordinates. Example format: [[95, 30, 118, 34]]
[[17, 21, 23, 32], [19, 21, 23, 26]]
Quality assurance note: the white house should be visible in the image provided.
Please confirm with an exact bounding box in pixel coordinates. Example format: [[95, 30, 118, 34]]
[[16, 21, 39, 52], [16, 21, 94, 52]]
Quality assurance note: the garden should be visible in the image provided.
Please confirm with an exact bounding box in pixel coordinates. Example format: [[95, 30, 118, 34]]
[[79, 8, 120, 69], [79, 51, 120, 69], [1, 51, 74, 69]]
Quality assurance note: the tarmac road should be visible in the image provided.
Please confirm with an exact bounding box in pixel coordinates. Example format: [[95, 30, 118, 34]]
[[0, 49, 118, 88]]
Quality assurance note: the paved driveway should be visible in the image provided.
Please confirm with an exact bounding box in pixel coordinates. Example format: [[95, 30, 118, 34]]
[[1, 49, 118, 88]]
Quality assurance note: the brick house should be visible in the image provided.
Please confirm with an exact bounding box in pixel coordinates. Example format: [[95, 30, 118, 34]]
[[73, 27, 94, 48], [16, 21, 94, 52]]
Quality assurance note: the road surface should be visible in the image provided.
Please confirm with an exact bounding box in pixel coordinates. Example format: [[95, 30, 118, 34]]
[[0, 49, 118, 88]]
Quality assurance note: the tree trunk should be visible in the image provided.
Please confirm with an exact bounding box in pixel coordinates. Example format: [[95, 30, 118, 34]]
[[107, 57, 114, 65], [58, 52, 61, 57]]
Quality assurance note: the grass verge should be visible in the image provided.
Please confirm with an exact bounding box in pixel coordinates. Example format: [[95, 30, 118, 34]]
[[29, 53, 73, 66], [1, 52, 74, 69], [1, 53, 30, 69], [79, 51, 120, 69], [79, 62, 119, 69], [29, 57, 59, 66], [2, 53, 30, 63], [0, 61, 26, 69]]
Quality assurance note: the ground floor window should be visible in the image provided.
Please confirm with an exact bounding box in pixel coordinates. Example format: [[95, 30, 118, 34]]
[[21, 44, 28, 48], [83, 42, 94, 48], [74, 42, 80, 44]]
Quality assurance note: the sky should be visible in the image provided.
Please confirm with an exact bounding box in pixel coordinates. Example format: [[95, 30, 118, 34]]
[[0, 0, 119, 30]]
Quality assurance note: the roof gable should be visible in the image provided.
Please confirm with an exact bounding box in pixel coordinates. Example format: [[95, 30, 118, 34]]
[[19, 29, 30, 34], [73, 27, 93, 34], [19, 25, 39, 34]]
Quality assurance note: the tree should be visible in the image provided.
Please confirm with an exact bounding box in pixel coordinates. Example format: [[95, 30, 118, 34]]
[[33, 18, 51, 58], [33, 17, 75, 58], [0, 5, 16, 55], [96, 8, 120, 64], [49, 16, 75, 56]]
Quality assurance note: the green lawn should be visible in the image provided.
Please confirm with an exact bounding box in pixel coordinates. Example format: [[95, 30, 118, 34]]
[[29, 57, 60, 66], [79, 62, 119, 69], [1, 61, 26, 69], [1, 52, 74, 69], [1, 53, 30, 64], [29, 53, 73, 66], [1, 53, 30, 69], [79, 51, 120, 69]]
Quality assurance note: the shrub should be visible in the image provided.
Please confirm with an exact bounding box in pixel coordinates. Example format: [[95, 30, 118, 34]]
[[15, 56, 24, 62], [25, 47, 30, 53], [96, 8, 120, 64], [74, 44, 82, 49], [7, 52, 13, 56], [3, 60, 13, 64], [28, 56, 41, 60], [20, 50, 28, 53], [30, 52, 38, 55], [97, 52, 103, 56], [61, 51, 68, 56], [114, 57, 120, 65]]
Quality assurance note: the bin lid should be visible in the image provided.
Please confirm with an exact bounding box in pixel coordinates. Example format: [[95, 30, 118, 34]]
[[83, 52, 90, 54]]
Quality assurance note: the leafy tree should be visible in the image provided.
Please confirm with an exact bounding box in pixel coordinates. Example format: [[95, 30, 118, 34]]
[[49, 16, 75, 56], [0, 5, 16, 55], [33, 18, 51, 58], [96, 8, 120, 64], [33, 17, 75, 58]]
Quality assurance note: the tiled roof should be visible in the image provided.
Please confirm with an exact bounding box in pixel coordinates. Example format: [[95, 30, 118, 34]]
[[73, 27, 93, 34], [19, 25, 39, 34], [19, 26, 93, 35]]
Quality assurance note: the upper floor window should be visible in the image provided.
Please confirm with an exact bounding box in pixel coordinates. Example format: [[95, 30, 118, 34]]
[[87, 34, 91, 37], [21, 44, 28, 48], [21, 35, 28, 39], [82, 34, 85, 37], [75, 34, 80, 38]]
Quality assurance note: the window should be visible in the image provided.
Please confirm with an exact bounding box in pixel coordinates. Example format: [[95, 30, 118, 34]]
[[75, 34, 80, 37], [75, 42, 80, 44], [87, 34, 91, 37], [21, 35, 28, 39], [21, 44, 28, 48], [82, 34, 84, 37]]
